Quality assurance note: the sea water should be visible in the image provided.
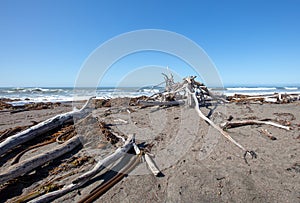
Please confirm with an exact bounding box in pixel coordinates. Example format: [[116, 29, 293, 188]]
[[0, 86, 299, 106], [0, 87, 162, 106]]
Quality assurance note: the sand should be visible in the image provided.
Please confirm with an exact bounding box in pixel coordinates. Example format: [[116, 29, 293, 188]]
[[0, 100, 299, 202]]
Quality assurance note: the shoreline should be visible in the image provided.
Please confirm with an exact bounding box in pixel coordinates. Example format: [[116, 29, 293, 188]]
[[1, 86, 300, 106]]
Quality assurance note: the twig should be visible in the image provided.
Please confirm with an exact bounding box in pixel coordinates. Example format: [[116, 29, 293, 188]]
[[260, 129, 277, 140]]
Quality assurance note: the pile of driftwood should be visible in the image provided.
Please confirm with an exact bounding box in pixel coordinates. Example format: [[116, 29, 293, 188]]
[[0, 98, 62, 114], [0, 97, 160, 202], [138, 74, 291, 161], [0, 74, 292, 202], [227, 93, 300, 104]]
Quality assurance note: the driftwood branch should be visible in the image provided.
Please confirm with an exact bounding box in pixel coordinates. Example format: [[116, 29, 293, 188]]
[[221, 120, 290, 131], [0, 136, 81, 184], [29, 134, 135, 203], [77, 150, 141, 203], [227, 93, 300, 104], [184, 86, 257, 163], [0, 97, 94, 157], [73, 134, 134, 184], [138, 100, 185, 107], [132, 142, 161, 176], [187, 88, 249, 152], [260, 129, 277, 140], [144, 153, 161, 176]]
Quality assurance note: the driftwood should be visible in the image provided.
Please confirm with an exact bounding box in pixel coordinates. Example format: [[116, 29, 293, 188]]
[[144, 153, 161, 176], [77, 152, 141, 203], [156, 74, 251, 152], [260, 129, 277, 140], [187, 87, 253, 154], [0, 136, 81, 184], [138, 100, 185, 107], [227, 93, 300, 104], [11, 138, 56, 165], [140, 74, 255, 159], [0, 123, 36, 143], [78, 139, 142, 203], [5, 72, 298, 202], [144, 74, 292, 160], [132, 142, 161, 176], [0, 97, 94, 157], [29, 135, 135, 203], [11, 125, 76, 165], [221, 120, 290, 131]]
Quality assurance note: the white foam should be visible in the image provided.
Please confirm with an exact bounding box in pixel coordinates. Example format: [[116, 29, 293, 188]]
[[226, 87, 277, 91], [284, 87, 298, 90], [224, 91, 300, 96], [141, 89, 159, 93]]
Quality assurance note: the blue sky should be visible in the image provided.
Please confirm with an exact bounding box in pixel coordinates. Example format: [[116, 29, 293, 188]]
[[0, 0, 299, 87]]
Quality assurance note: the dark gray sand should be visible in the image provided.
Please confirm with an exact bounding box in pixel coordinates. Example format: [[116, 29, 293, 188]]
[[0, 101, 299, 202]]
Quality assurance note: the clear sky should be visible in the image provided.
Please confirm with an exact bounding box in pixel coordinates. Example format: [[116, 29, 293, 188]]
[[0, 0, 299, 87]]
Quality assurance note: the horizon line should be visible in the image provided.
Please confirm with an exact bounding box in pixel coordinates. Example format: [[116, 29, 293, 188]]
[[0, 83, 300, 88]]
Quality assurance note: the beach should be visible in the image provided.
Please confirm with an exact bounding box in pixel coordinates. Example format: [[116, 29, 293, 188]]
[[0, 97, 299, 202], [2, 0, 300, 202]]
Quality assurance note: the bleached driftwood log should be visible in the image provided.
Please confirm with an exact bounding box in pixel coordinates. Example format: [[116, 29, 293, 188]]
[[29, 135, 135, 203], [221, 120, 291, 130], [0, 136, 81, 184], [0, 97, 94, 157]]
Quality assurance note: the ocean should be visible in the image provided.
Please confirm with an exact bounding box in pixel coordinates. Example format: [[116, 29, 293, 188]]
[[1, 86, 299, 106]]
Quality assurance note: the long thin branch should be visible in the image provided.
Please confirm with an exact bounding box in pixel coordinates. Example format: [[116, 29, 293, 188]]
[[187, 88, 250, 152], [221, 120, 290, 131]]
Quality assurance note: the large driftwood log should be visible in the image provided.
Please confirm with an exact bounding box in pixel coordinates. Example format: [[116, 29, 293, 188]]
[[0, 136, 81, 184], [221, 120, 290, 130], [29, 135, 135, 203], [0, 97, 94, 157]]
